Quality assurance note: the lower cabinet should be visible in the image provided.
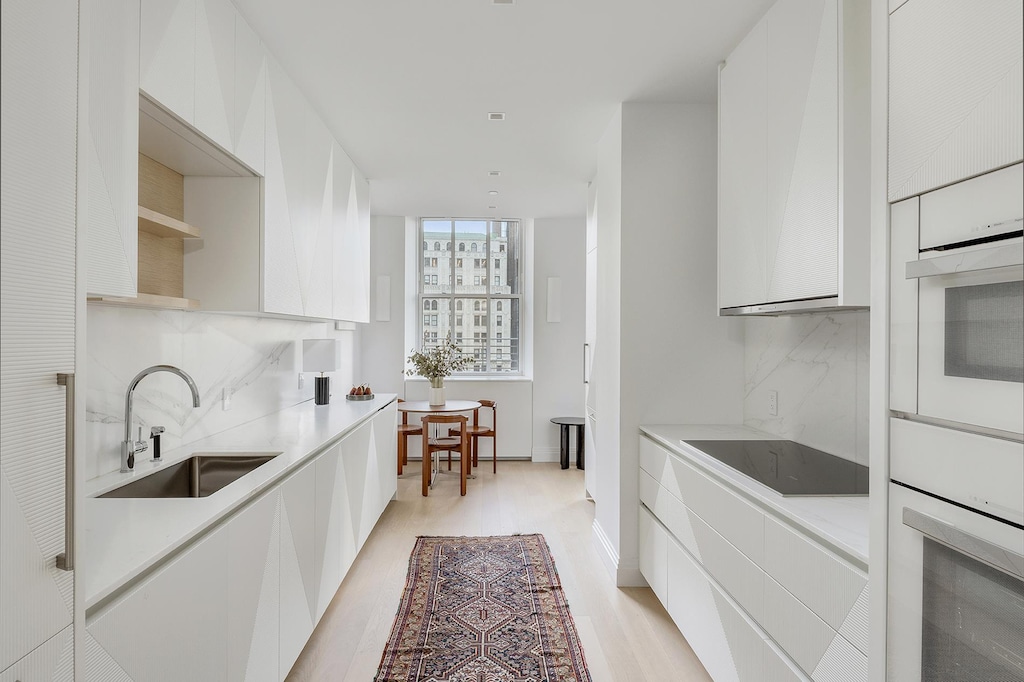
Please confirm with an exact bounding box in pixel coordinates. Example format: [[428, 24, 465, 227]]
[[85, 402, 398, 681], [638, 435, 868, 682]]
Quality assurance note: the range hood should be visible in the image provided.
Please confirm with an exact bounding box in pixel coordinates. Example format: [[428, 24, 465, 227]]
[[719, 296, 868, 316]]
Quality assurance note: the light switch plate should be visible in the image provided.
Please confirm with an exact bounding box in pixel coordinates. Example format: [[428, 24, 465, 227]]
[[768, 390, 778, 417]]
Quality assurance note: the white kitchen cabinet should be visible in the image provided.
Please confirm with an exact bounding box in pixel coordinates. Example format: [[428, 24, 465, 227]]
[[639, 435, 868, 680], [314, 443, 353, 621], [888, 198, 918, 414], [87, 527, 230, 681], [233, 12, 266, 175], [279, 461, 317, 678], [226, 488, 280, 682], [1, 0, 78, 676], [888, 0, 1023, 201], [140, 0, 196, 124], [332, 142, 372, 323], [82, 0, 140, 298], [718, 0, 869, 313], [194, 0, 235, 153]]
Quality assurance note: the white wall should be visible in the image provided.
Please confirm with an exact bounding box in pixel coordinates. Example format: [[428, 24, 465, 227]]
[[532, 217, 586, 461], [592, 102, 747, 585], [359, 215, 407, 394], [743, 311, 870, 466], [85, 306, 356, 479]]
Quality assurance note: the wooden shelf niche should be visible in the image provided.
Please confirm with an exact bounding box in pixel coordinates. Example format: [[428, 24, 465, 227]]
[[92, 154, 202, 310]]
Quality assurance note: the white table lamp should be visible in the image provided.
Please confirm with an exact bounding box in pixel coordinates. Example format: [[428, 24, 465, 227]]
[[303, 339, 340, 405]]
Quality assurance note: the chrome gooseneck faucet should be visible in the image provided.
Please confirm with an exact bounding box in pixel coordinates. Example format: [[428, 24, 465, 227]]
[[122, 365, 201, 473]]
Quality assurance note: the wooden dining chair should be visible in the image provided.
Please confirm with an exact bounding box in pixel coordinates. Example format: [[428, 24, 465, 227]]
[[462, 400, 497, 473], [396, 398, 422, 476], [421, 414, 470, 496]]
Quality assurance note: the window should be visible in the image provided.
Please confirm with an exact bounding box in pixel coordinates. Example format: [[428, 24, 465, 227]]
[[431, 300, 438, 311], [423, 257, 430, 268], [423, 300, 430, 311], [419, 219, 522, 374]]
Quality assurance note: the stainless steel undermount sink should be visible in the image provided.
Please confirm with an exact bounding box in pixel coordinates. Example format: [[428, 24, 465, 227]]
[[99, 452, 282, 499]]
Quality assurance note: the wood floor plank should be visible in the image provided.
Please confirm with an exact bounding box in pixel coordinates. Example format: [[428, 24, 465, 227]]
[[286, 461, 711, 682]]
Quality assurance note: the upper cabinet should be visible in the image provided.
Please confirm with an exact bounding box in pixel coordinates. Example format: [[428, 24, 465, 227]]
[[888, 0, 1023, 201], [718, 0, 869, 314], [140, 0, 266, 174], [83, 0, 140, 298]]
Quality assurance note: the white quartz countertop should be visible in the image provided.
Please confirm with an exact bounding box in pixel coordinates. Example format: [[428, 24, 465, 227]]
[[82, 394, 397, 611], [639, 424, 869, 569]]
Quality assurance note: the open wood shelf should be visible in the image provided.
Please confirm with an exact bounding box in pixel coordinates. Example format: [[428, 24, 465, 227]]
[[138, 205, 201, 239], [88, 292, 200, 311]]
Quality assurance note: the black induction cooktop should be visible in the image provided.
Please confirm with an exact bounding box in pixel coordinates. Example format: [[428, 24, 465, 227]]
[[680, 439, 870, 497]]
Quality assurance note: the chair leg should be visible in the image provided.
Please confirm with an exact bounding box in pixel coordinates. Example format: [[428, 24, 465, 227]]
[[493, 437, 497, 474], [447, 450, 452, 470], [422, 443, 430, 497], [473, 437, 479, 467], [397, 435, 404, 476], [460, 440, 468, 496]]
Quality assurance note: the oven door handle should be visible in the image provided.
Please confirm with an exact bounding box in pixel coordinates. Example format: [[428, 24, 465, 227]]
[[905, 242, 1023, 280], [903, 507, 1024, 579]]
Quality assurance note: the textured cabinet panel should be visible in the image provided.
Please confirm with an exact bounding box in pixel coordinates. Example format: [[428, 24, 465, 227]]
[[0, 625, 73, 682], [764, 516, 867, 651], [0, 0, 78, 670], [888, 198, 918, 414], [764, 0, 838, 302], [233, 13, 265, 174], [140, 0, 196, 122], [889, 0, 1023, 200], [763, 576, 838, 678], [332, 145, 371, 322], [87, 526, 229, 681], [194, 0, 235, 152], [810, 633, 868, 682], [718, 19, 768, 309], [227, 489, 280, 682], [83, 0, 140, 298], [263, 57, 311, 316], [314, 443, 350, 620], [638, 505, 669, 603], [304, 115, 335, 320], [640, 438, 765, 566], [279, 462, 317, 678]]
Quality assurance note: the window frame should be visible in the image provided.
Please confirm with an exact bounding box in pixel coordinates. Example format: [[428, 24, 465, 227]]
[[418, 218, 524, 376]]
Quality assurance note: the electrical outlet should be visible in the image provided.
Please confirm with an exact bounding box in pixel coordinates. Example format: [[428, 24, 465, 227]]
[[221, 387, 232, 411], [768, 390, 778, 417], [298, 373, 305, 390]]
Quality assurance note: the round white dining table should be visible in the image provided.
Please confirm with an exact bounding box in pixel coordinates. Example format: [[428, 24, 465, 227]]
[[397, 400, 481, 413], [397, 401, 482, 492]]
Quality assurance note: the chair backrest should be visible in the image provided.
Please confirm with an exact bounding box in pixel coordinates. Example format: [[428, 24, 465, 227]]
[[474, 400, 496, 431], [422, 413, 467, 445]]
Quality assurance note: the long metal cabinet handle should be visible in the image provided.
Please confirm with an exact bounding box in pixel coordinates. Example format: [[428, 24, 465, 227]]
[[583, 343, 589, 384], [905, 242, 1024, 279], [903, 507, 1024, 579], [56, 373, 74, 571]]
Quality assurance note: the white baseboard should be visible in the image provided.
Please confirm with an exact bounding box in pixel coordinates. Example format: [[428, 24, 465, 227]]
[[592, 519, 647, 587], [531, 447, 560, 462]]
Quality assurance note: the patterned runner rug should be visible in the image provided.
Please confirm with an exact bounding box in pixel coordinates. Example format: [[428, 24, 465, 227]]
[[375, 534, 593, 682]]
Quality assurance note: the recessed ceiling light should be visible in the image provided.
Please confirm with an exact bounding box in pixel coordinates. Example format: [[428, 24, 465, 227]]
[[488, 190, 499, 195], [488, 206, 497, 210], [488, 170, 501, 177], [488, 112, 506, 121], [493, 0, 514, 5]]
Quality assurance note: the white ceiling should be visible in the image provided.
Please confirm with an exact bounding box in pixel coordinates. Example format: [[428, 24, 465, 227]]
[[233, 0, 774, 219]]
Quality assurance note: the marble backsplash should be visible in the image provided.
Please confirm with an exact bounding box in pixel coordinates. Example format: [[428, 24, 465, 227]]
[[86, 306, 357, 480], [743, 311, 869, 466]]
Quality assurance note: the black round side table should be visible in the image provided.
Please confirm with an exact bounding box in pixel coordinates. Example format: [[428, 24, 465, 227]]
[[550, 417, 585, 470]]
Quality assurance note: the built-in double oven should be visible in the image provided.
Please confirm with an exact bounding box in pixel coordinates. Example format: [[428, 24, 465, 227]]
[[889, 162, 1024, 680]]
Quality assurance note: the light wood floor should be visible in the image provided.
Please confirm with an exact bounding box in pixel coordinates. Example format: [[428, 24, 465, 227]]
[[287, 460, 712, 681]]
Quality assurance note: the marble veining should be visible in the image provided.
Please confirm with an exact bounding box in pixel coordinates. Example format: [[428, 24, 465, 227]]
[[86, 306, 356, 480], [743, 311, 869, 466]]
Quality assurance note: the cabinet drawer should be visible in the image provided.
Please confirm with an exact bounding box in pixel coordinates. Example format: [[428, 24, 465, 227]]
[[640, 437, 765, 565], [764, 517, 868, 654], [640, 471, 764, 623], [763, 577, 867, 682]]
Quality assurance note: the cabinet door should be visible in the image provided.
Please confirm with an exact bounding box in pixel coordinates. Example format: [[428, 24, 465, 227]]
[[302, 110, 335, 320], [0, 626, 73, 682], [194, 0, 235, 152], [279, 462, 317, 677], [763, 0, 838, 303], [264, 58, 307, 316], [332, 144, 371, 323], [889, 0, 1023, 201], [1, 0, 78, 672], [87, 527, 229, 681], [718, 18, 768, 309], [233, 13, 266, 174], [140, 0, 196, 123], [226, 490, 281, 682], [314, 443, 350, 621], [370, 403, 398, 518], [83, 0, 140, 298]]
